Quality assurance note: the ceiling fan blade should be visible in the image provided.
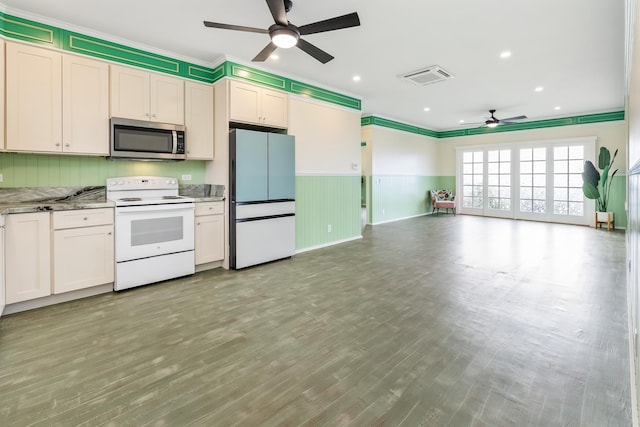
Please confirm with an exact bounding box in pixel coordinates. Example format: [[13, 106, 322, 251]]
[[459, 122, 486, 126], [252, 42, 278, 62], [266, 0, 288, 26], [298, 12, 360, 35], [203, 21, 268, 34], [500, 115, 527, 122], [297, 38, 334, 63]]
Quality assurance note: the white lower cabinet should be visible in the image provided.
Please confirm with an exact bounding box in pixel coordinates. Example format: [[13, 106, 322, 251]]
[[5, 212, 51, 304], [195, 202, 224, 265], [52, 209, 114, 294]]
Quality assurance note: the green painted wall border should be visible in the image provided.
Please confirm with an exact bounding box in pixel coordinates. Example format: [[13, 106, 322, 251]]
[[0, 11, 361, 107], [362, 111, 625, 139]]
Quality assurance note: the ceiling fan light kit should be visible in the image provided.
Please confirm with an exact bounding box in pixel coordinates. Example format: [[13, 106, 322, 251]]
[[203, 0, 360, 63], [461, 109, 528, 128]]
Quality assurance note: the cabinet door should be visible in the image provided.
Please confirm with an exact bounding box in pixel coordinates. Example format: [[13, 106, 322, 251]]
[[151, 73, 184, 124], [229, 80, 261, 124], [195, 215, 224, 264], [6, 42, 62, 152], [53, 225, 114, 294], [62, 55, 109, 155], [232, 129, 268, 202], [110, 65, 150, 121], [268, 134, 296, 200], [5, 213, 51, 304], [185, 81, 214, 159], [261, 88, 288, 128]]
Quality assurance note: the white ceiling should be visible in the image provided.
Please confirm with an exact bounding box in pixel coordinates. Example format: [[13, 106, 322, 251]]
[[1, 0, 626, 131]]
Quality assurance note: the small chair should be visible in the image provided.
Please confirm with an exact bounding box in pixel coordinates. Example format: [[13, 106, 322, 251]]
[[430, 190, 456, 215]]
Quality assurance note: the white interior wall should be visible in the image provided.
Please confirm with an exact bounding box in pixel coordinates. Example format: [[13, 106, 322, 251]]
[[371, 126, 439, 176], [288, 96, 361, 175], [437, 121, 627, 176]]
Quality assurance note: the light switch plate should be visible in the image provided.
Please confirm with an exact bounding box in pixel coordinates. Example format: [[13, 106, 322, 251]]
[[181, 174, 192, 181]]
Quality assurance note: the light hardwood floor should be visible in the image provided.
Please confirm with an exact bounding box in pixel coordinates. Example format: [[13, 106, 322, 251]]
[[0, 215, 632, 426]]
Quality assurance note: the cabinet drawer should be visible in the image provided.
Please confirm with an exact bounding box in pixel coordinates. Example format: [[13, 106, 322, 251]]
[[53, 208, 114, 229], [195, 202, 224, 216]]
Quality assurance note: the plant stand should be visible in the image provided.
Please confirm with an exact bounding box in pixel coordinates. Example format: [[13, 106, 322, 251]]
[[595, 212, 615, 230]]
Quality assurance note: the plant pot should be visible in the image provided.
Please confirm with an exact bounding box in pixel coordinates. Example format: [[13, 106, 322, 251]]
[[595, 211, 615, 230]]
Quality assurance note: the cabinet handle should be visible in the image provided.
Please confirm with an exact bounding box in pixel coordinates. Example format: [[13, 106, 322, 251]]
[[145, 113, 150, 117], [65, 143, 70, 148], [55, 143, 61, 147], [83, 217, 88, 220], [108, 232, 112, 235], [197, 222, 201, 226], [152, 113, 157, 118]]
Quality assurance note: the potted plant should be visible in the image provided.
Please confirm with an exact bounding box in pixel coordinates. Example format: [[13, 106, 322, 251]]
[[582, 146, 618, 229]]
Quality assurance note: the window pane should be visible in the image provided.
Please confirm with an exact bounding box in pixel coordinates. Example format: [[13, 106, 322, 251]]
[[533, 147, 546, 160], [500, 150, 511, 161], [463, 164, 472, 174], [568, 174, 582, 187], [488, 186, 499, 197], [488, 175, 499, 186], [554, 160, 568, 173], [474, 151, 483, 162], [463, 175, 473, 185], [473, 186, 483, 197], [569, 159, 583, 173], [500, 175, 510, 186], [533, 175, 546, 186], [500, 187, 511, 198], [500, 163, 511, 174], [464, 186, 473, 196], [569, 188, 583, 202], [554, 201, 568, 215], [554, 174, 568, 187], [520, 149, 532, 161], [554, 187, 568, 201], [520, 161, 532, 174], [569, 145, 584, 159], [488, 198, 500, 209], [520, 200, 532, 212], [520, 187, 532, 199], [521, 175, 532, 186], [533, 161, 546, 174], [569, 202, 584, 216], [500, 199, 511, 210], [474, 163, 483, 174], [533, 200, 546, 213], [463, 152, 473, 163], [488, 150, 499, 162], [533, 187, 546, 200], [554, 146, 568, 160], [464, 197, 473, 207], [472, 197, 483, 208], [488, 163, 499, 174], [474, 175, 484, 186]]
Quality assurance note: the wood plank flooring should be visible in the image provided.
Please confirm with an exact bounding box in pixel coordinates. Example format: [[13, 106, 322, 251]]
[[0, 215, 632, 426]]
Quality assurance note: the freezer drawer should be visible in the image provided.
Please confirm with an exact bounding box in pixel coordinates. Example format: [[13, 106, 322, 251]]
[[233, 216, 295, 269]]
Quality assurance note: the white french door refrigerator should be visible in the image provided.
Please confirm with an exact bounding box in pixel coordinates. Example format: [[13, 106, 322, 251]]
[[229, 129, 295, 269]]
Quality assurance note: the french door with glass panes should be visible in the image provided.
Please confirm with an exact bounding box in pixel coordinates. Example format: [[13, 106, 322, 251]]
[[457, 137, 595, 225]]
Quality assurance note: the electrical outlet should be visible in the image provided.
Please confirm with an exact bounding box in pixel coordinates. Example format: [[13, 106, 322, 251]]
[[0, 173, 3, 182], [181, 174, 192, 181], [327, 224, 332, 233]]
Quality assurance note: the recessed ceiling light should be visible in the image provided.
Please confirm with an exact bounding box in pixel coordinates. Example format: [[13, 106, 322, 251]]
[[352, 75, 361, 82], [554, 106, 561, 110], [535, 86, 544, 92], [424, 107, 430, 112], [270, 54, 279, 60], [500, 51, 511, 59], [459, 119, 465, 123]]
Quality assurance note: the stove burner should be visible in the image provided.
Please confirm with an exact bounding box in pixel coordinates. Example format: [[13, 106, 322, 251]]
[[119, 197, 142, 202], [162, 196, 183, 199]]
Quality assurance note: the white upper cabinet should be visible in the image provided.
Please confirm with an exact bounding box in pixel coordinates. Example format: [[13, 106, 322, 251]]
[[5, 42, 109, 155], [62, 54, 110, 155], [6, 42, 63, 153], [185, 81, 214, 160], [229, 80, 288, 128], [111, 64, 184, 125]]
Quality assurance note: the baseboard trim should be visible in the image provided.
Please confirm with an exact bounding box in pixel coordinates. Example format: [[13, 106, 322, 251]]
[[3, 283, 113, 315], [296, 235, 362, 254], [371, 212, 429, 225]]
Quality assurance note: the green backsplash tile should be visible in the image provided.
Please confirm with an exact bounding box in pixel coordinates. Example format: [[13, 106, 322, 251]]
[[0, 153, 206, 187]]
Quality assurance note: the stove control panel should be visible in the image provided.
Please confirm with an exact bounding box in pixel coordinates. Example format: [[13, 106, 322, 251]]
[[106, 176, 179, 191]]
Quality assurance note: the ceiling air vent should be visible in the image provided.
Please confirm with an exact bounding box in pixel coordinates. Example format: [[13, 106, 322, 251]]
[[400, 65, 454, 86]]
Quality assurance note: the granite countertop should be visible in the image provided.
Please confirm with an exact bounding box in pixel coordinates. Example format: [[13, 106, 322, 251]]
[[0, 184, 226, 215]]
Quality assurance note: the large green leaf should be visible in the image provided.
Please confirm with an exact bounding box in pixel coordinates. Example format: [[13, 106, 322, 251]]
[[582, 160, 600, 187], [600, 164, 611, 189], [582, 182, 600, 200], [598, 147, 611, 169]]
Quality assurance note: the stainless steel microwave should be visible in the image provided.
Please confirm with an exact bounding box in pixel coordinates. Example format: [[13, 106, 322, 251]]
[[110, 118, 186, 160]]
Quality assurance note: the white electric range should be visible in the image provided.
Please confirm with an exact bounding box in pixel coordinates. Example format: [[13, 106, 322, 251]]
[[106, 176, 195, 291]]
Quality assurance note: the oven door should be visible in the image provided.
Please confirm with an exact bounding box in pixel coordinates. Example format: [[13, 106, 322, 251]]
[[115, 203, 195, 262]]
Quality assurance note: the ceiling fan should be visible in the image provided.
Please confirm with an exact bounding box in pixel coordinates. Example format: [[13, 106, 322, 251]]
[[463, 109, 528, 128], [203, 0, 360, 64]]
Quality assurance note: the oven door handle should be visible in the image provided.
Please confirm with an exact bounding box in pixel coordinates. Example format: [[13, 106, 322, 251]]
[[116, 204, 195, 214]]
